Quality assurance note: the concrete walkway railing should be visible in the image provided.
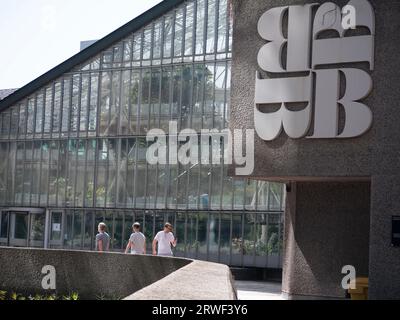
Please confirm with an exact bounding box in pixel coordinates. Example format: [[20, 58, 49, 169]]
[[124, 260, 237, 300], [0, 247, 236, 300]]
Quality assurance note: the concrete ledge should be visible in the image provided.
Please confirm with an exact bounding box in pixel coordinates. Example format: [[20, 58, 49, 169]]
[[0, 247, 191, 299], [282, 291, 346, 300], [125, 260, 237, 300]]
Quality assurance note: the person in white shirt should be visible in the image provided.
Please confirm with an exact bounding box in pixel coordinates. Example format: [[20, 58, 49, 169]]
[[95, 222, 110, 252], [124, 222, 146, 254], [152, 222, 177, 257]]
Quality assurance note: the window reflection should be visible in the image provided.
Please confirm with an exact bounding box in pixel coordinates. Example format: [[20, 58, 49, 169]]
[[53, 82, 62, 134], [123, 211, 134, 248], [174, 212, 186, 254], [208, 212, 219, 259], [50, 211, 62, 241], [186, 212, 197, 258], [114, 211, 123, 250], [48, 141, 59, 206], [195, 0, 205, 55], [40, 141, 50, 206], [184, 2, 195, 57], [197, 212, 208, 259], [73, 210, 83, 249], [30, 214, 45, 244], [143, 27, 152, 61], [0, 142, 7, 204], [220, 213, 231, 264], [174, 9, 184, 58], [43, 88, 52, 134], [83, 211, 94, 249]]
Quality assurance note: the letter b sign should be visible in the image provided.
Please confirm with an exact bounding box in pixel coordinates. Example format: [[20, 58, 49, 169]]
[[254, 0, 375, 141]]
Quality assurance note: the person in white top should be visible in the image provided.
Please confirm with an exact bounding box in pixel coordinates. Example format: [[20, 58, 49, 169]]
[[124, 222, 146, 254], [152, 222, 177, 257]]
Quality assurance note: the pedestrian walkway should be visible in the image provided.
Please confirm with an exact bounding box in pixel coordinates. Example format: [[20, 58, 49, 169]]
[[235, 281, 284, 300]]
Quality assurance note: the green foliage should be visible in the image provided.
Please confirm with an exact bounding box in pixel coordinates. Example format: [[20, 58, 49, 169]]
[[0, 290, 80, 301], [189, 240, 200, 250], [95, 293, 122, 301], [96, 186, 106, 199], [232, 232, 281, 256], [86, 182, 95, 200], [10, 292, 18, 300], [62, 292, 79, 300], [0, 290, 122, 301], [96, 293, 106, 301]]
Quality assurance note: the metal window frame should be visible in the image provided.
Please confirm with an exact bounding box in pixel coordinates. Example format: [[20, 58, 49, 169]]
[[19, 100, 28, 139], [83, 139, 90, 207], [49, 82, 56, 136], [0, 206, 285, 264], [52, 81, 62, 137], [13, 104, 20, 140], [46, 140, 53, 208]]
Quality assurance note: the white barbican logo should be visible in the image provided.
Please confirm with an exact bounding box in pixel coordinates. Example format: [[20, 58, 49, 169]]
[[254, 0, 375, 141]]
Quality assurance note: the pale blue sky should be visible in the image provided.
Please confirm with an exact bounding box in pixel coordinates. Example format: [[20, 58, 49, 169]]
[[0, 0, 162, 89]]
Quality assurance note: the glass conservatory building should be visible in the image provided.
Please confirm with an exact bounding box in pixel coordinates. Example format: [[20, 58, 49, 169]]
[[0, 0, 284, 268]]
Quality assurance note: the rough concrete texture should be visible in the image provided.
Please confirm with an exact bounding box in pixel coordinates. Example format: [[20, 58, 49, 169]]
[[125, 260, 237, 300], [230, 0, 400, 299], [230, 0, 400, 179], [0, 247, 191, 299], [282, 182, 370, 299], [369, 175, 400, 300]]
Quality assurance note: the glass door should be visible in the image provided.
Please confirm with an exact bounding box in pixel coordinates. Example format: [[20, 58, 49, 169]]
[[29, 213, 45, 247], [49, 210, 64, 248], [0, 209, 46, 248], [10, 212, 29, 247], [0, 211, 10, 246]]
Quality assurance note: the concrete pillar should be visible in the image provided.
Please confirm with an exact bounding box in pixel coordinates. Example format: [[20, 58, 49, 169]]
[[282, 181, 370, 299], [369, 175, 400, 299]]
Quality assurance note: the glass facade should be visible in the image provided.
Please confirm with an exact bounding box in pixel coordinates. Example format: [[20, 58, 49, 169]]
[[0, 0, 284, 268]]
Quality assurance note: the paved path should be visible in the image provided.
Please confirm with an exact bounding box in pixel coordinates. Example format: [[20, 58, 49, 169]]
[[235, 281, 284, 300], [126, 260, 236, 300]]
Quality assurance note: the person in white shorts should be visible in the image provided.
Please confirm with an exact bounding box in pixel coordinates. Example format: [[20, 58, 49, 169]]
[[125, 222, 146, 255], [152, 222, 177, 257]]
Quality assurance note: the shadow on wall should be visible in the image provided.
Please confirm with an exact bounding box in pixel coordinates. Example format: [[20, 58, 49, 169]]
[[0, 247, 191, 299], [284, 181, 370, 299]]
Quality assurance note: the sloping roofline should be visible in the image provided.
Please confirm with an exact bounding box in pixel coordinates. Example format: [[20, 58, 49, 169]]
[[0, 0, 185, 111]]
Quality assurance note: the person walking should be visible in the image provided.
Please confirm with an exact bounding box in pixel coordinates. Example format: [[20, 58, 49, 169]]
[[152, 222, 177, 257], [96, 222, 110, 252], [125, 222, 146, 255]]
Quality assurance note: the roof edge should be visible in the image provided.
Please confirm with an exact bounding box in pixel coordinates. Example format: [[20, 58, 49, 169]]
[[0, 0, 185, 111]]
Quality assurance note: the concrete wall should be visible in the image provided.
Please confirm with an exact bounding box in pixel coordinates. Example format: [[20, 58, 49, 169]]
[[125, 260, 237, 300], [230, 0, 400, 179], [369, 175, 400, 299], [283, 182, 370, 299], [0, 247, 191, 299]]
